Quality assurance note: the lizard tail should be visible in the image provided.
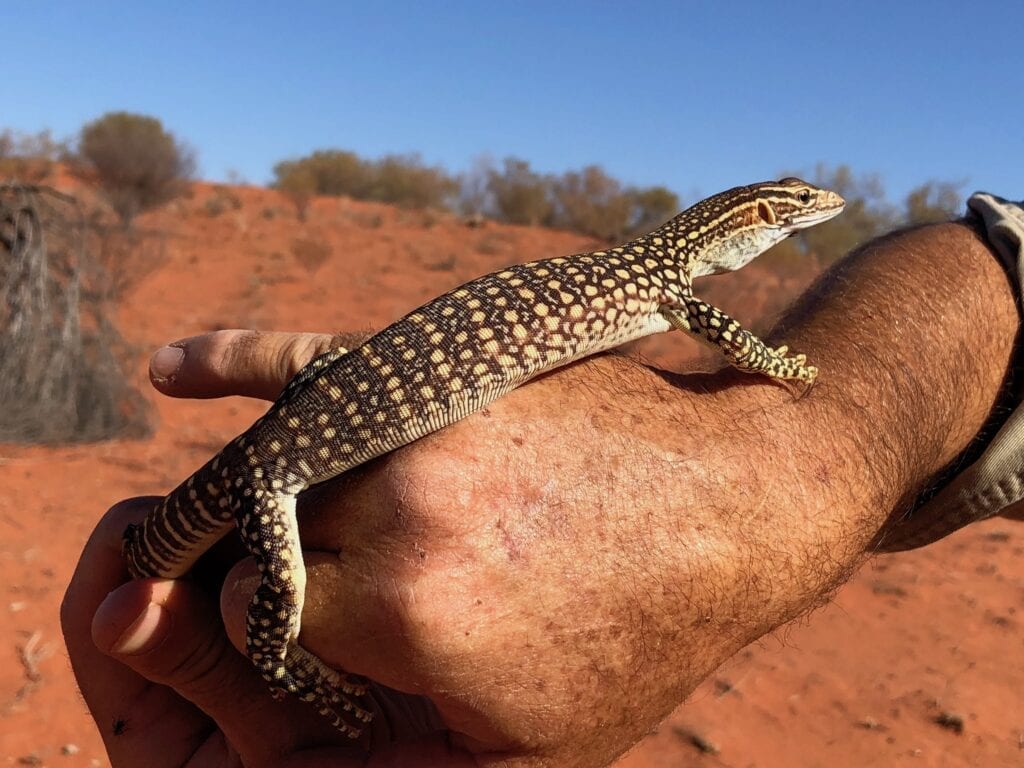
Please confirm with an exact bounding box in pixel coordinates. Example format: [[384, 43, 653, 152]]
[[123, 452, 238, 579]]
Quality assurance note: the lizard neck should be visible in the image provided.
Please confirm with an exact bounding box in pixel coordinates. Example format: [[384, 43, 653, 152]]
[[637, 198, 786, 282], [684, 225, 786, 278]]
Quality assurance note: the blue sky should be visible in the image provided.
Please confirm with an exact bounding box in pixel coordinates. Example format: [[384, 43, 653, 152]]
[[5, 1, 1022, 204]]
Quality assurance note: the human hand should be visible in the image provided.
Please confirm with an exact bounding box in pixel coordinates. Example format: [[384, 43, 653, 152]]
[[61, 332, 472, 768], [65, 327, 856, 768]]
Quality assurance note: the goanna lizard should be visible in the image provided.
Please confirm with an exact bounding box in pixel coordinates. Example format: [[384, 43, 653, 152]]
[[123, 178, 845, 736]]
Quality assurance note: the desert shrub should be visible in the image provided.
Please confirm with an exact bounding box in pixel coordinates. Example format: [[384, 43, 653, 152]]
[[397, 208, 443, 228], [275, 163, 318, 220], [273, 150, 370, 201], [486, 157, 554, 226], [290, 236, 332, 274], [629, 185, 680, 234], [370, 153, 458, 209], [551, 165, 633, 241], [0, 184, 151, 443], [475, 234, 504, 256], [903, 180, 963, 224], [203, 196, 228, 217], [457, 155, 495, 217], [335, 209, 383, 228], [203, 185, 243, 217], [272, 148, 680, 240], [482, 158, 679, 240], [475, 230, 517, 256], [77, 112, 196, 226], [0, 129, 68, 183], [423, 252, 457, 271], [557, 171, 683, 241], [87, 220, 169, 300], [273, 150, 456, 211]]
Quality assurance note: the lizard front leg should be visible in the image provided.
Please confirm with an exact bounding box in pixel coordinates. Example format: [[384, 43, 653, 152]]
[[660, 298, 818, 383]]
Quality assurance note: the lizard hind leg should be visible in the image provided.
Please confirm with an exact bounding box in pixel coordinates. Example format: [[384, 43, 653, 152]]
[[240, 486, 373, 737]]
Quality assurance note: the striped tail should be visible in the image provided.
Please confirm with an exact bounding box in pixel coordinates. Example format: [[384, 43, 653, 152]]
[[123, 450, 239, 578]]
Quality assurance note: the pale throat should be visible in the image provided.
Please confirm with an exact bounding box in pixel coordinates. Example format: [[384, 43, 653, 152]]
[[690, 226, 788, 278]]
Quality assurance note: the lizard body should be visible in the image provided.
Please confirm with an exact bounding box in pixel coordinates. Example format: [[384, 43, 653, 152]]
[[124, 178, 844, 735]]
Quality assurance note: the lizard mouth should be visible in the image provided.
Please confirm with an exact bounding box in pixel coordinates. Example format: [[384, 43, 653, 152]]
[[789, 203, 845, 229]]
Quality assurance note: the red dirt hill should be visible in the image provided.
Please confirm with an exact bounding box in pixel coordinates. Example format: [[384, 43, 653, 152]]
[[1, 181, 1020, 766]]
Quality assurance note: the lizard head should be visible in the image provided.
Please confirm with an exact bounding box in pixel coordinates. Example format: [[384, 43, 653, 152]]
[[684, 178, 845, 277], [756, 177, 846, 233]]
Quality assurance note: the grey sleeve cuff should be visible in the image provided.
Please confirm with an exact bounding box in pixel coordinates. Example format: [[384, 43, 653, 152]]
[[876, 193, 1024, 552]]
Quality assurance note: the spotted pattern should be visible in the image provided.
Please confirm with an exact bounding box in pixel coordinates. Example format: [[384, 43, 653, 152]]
[[123, 178, 844, 736]]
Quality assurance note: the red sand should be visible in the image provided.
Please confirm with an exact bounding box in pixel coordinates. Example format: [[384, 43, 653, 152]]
[[1, 182, 1020, 766]]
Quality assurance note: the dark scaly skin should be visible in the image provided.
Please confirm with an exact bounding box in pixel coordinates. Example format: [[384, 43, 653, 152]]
[[123, 178, 845, 735]]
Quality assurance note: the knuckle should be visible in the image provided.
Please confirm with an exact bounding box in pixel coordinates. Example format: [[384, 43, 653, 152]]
[[218, 329, 267, 374], [196, 328, 266, 384], [162, 630, 237, 694], [280, 334, 333, 379]]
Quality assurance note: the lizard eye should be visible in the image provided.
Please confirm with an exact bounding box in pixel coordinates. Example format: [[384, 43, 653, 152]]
[[797, 189, 813, 204]]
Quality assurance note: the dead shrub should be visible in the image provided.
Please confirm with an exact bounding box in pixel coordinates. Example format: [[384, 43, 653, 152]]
[[344, 210, 383, 229], [88, 220, 170, 300], [475, 230, 518, 256], [0, 129, 67, 184], [423, 253, 457, 271], [0, 184, 151, 443]]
